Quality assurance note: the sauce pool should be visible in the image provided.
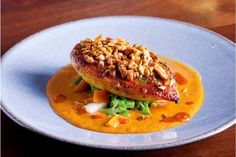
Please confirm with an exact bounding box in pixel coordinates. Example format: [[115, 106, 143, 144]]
[[47, 56, 204, 134]]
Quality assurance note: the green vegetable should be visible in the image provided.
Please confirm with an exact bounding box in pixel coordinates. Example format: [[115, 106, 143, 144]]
[[100, 95, 150, 116], [119, 110, 128, 117], [117, 99, 128, 111], [100, 107, 118, 115], [136, 101, 150, 115], [72, 75, 82, 86], [126, 99, 135, 109], [101, 96, 129, 116], [100, 95, 119, 115], [110, 95, 119, 107]]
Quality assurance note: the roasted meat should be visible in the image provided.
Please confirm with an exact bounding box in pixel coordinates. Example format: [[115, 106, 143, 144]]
[[71, 35, 179, 103]]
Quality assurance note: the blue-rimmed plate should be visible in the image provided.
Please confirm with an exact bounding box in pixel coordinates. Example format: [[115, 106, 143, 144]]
[[1, 16, 235, 150]]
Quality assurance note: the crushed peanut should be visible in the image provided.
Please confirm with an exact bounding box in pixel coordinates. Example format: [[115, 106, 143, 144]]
[[74, 35, 171, 82]]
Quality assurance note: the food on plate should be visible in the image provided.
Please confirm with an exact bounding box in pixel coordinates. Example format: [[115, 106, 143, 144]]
[[70, 35, 179, 103], [47, 35, 204, 133]]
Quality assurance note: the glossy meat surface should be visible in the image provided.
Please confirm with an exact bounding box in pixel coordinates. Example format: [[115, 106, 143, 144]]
[[71, 43, 179, 102]]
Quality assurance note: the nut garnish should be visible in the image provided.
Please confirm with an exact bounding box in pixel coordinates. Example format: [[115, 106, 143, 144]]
[[74, 35, 171, 84], [84, 55, 94, 63], [154, 64, 168, 80], [98, 61, 105, 68]]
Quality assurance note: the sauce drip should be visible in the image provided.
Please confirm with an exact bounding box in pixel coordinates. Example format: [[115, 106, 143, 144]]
[[161, 112, 190, 122], [174, 72, 188, 85]]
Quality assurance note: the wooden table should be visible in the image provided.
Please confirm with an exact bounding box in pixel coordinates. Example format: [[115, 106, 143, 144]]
[[2, 0, 235, 156]]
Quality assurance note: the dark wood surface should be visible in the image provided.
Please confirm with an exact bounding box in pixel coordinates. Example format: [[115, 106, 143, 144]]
[[2, 0, 235, 157]]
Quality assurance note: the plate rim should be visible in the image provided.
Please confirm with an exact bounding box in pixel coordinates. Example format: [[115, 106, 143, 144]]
[[1, 15, 236, 150], [2, 106, 235, 150]]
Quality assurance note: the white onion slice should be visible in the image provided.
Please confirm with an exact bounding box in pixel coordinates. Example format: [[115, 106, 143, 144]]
[[84, 103, 107, 113]]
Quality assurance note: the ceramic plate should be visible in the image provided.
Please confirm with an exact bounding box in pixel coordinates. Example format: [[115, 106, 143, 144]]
[[2, 16, 235, 150]]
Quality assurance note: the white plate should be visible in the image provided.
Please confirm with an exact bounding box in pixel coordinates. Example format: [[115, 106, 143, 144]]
[[2, 16, 235, 150]]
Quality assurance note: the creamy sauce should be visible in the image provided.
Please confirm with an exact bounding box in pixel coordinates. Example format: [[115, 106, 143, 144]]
[[47, 56, 204, 133]]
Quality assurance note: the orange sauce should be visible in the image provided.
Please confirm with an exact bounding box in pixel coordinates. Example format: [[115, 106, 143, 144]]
[[160, 112, 190, 122], [46, 56, 204, 133]]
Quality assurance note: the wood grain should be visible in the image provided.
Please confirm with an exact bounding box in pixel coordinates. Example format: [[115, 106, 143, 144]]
[[1, 0, 235, 157]]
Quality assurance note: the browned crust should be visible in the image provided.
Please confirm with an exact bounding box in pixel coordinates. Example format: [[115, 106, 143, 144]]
[[71, 43, 179, 102]]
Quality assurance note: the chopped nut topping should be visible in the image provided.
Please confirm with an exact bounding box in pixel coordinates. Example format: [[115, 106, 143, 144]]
[[108, 64, 115, 70], [138, 63, 145, 76], [144, 68, 151, 77], [158, 85, 166, 90], [110, 70, 116, 77], [75, 35, 171, 82], [94, 34, 103, 43], [84, 55, 94, 63], [96, 54, 105, 61], [98, 61, 105, 68], [118, 66, 128, 78], [154, 65, 168, 80], [107, 57, 114, 65], [127, 70, 135, 81]]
